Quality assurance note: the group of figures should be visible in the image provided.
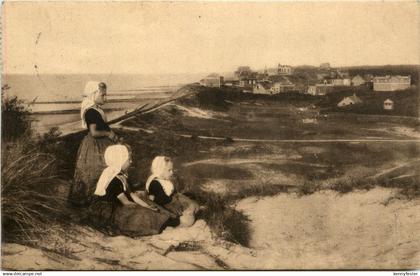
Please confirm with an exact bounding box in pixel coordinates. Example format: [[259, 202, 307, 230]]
[[68, 81, 199, 237]]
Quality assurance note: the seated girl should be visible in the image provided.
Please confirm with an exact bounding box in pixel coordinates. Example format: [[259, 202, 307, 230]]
[[88, 145, 170, 237], [144, 156, 199, 228]]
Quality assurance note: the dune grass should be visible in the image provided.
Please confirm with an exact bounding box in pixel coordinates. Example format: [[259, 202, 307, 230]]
[[1, 138, 71, 244]]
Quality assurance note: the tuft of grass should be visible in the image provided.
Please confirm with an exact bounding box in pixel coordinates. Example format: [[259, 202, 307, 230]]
[[297, 181, 322, 196], [379, 174, 420, 200], [220, 209, 251, 247], [183, 189, 251, 247], [1, 138, 71, 244], [330, 176, 369, 194], [173, 241, 203, 252]]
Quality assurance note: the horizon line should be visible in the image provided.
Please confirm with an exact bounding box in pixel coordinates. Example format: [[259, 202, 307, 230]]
[[2, 63, 420, 76]]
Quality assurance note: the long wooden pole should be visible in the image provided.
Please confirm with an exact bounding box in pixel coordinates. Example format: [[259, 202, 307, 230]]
[[54, 85, 195, 141]]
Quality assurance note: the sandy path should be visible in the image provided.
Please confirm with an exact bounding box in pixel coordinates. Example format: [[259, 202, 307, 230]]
[[236, 187, 420, 269]]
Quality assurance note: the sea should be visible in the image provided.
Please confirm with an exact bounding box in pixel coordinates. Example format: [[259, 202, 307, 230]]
[[2, 73, 205, 133]]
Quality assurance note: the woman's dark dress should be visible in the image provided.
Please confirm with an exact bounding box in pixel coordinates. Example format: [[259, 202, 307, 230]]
[[68, 108, 114, 207], [88, 176, 170, 237]]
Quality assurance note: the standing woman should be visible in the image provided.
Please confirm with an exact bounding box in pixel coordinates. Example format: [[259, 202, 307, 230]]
[[68, 81, 118, 207]]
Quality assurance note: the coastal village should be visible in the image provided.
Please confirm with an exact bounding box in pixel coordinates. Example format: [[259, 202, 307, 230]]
[[200, 63, 413, 110]]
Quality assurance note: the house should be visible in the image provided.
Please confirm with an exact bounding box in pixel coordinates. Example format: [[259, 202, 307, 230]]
[[343, 78, 351, 86], [337, 93, 363, 107], [223, 77, 239, 87], [268, 75, 296, 93], [278, 64, 293, 75], [307, 84, 334, 96], [239, 78, 257, 89], [271, 82, 296, 93], [253, 82, 272, 94], [383, 99, 394, 110], [330, 77, 351, 86], [331, 78, 344, 86], [203, 73, 224, 88], [235, 68, 258, 90], [352, 75, 366, 86], [239, 73, 257, 89], [373, 75, 411, 91]]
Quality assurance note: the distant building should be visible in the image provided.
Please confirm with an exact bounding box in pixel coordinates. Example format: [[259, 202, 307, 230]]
[[253, 82, 272, 94], [234, 67, 258, 90], [223, 77, 239, 87], [307, 84, 334, 96], [278, 64, 293, 75], [383, 99, 394, 110], [337, 94, 363, 107], [331, 78, 343, 86], [373, 75, 411, 91], [271, 82, 296, 93], [343, 78, 351, 86], [329, 78, 351, 86], [268, 75, 296, 93], [239, 79, 257, 89], [320, 63, 331, 70], [239, 74, 257, 89], [203, 73, 224, 88], [352, 75, 366, 86]]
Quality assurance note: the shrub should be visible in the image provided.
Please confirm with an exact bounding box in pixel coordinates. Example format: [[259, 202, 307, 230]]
[[1, 86, 33, 142]]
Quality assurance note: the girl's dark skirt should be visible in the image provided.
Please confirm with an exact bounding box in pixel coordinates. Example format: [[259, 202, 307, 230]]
[[68, 134, 114, 207], [88, 200, 171, 237]]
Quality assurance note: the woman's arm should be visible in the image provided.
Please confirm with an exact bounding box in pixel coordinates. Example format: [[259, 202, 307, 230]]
[[117, 193, 136, 206], [89, 124, 117, 140], [130, 192, 158, 211]]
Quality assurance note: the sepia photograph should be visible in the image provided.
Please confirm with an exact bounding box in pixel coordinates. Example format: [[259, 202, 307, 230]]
[[1, 1, 419, 271]]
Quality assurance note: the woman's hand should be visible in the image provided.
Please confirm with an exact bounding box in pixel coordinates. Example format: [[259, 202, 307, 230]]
[[108, 131, 119, 142], [126, 202, 138, 208], [166, 202, 183, 216], [147, 204, 159, 212]]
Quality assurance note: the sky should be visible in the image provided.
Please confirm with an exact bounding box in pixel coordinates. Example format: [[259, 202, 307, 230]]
[[2, 1, 419, 75]]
